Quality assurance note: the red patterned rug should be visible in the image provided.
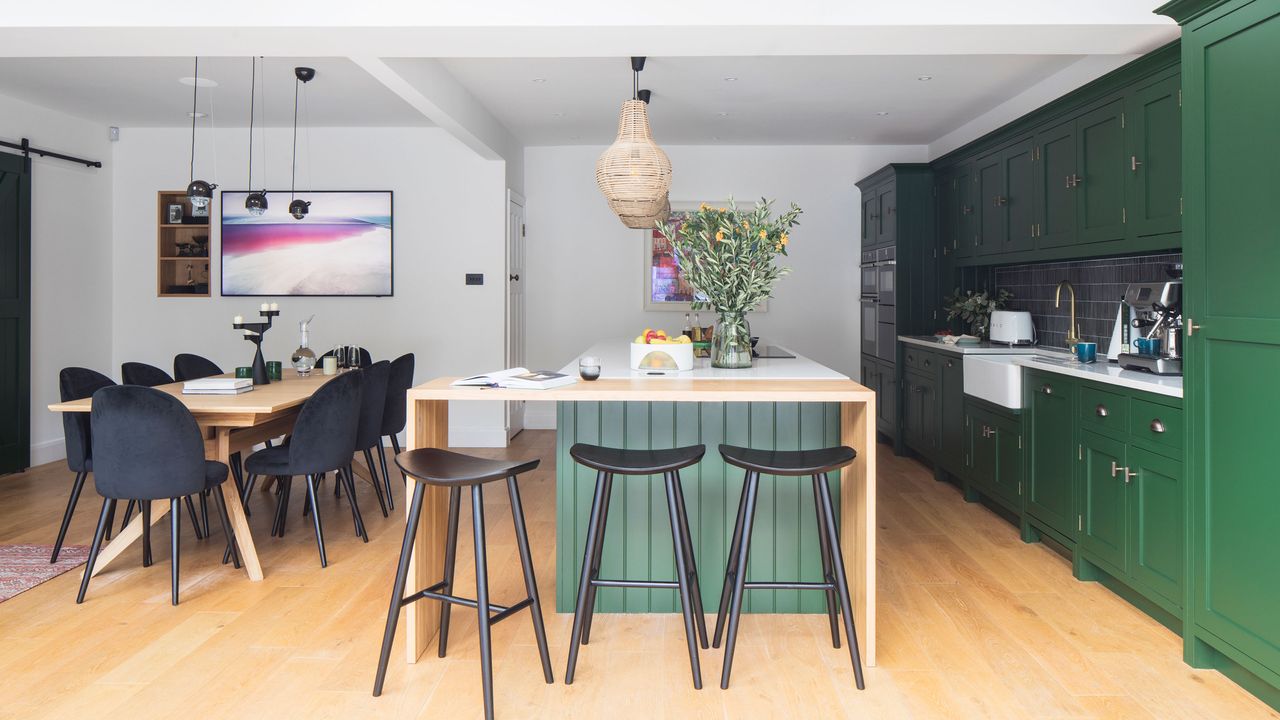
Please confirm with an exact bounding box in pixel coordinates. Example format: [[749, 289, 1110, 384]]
[[0, 544, 92, 602]]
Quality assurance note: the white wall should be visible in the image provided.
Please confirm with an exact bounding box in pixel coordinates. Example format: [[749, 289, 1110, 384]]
[[0, 91, 114, 466], [110, 125, 510, 446], [521, 143, 926, 426]]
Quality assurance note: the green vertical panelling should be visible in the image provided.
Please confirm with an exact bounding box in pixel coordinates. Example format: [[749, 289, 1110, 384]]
[[556, 401, 841, 613]]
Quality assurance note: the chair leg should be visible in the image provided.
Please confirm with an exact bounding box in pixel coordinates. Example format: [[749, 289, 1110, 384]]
[[51, 471, 88, 563], [141, 500, 153, 567], [184, 495, 204, 540], [437, 486, 461, 658], [507, 475, 554, 683], [671, 471, 709, 650], [372, 483, 427, 697], [271, 477, 290, 537], [362, 449, 389, 518], [376, 442, 396, 512], [713, 472, 753, 648], [664, 471, 704, 689], [103, 496, 116, 542], [812, 474, 841, 649], [580, 472, 613, 646], [242, 473, 257, 507], [76, 498, 116, 604], [340, 467, 369, 542], [816, 472, 865, 690], [169, 498, 181, 605], [471, 484, 495, 720], [121, 499, 136, 530], [720, 471, 762, 690], [565, 470, 609, 685], [213, 487, 242, 569], [200, 490, 210, 537], [305, 474, 328, 567]]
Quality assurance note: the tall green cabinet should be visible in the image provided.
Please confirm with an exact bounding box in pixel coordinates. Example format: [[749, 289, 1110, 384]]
[[1160, 0, 1280, 708]]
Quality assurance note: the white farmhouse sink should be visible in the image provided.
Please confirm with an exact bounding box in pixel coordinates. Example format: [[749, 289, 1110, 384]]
[[963, 355, 1024, 410]]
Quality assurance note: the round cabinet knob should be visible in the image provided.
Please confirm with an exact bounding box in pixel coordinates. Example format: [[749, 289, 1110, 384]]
[[925, 359, 932, 367], [1150, 419, 1166, 434], [1096, 404, 1108, 417], [946, 360, 954, 368], [1041, 384, 1053, 395], [907, 354, 914, 363]]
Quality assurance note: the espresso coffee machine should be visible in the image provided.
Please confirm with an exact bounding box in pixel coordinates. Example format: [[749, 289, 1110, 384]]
[[1118, 280, 1183, 376]]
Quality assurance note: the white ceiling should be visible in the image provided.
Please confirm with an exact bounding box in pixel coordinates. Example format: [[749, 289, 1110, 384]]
[[436, 55, 1087, 146], [0, 57, 431, 128]]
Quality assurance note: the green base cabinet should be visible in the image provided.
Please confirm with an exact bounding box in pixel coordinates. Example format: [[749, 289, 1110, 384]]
[[1080, 430, 1128, 571], [963, 398, 1023, 514], [1025, 370, 1077, 540]]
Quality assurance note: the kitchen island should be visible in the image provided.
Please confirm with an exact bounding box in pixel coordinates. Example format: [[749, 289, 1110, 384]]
[[402, 343, 877, 666]]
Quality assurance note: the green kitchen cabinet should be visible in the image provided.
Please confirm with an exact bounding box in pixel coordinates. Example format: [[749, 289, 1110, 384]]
[[1126, 73, 1183, 240], [1002, 138, 1037, 253], [1034, 118, 1079, 249], [938, 353, 966, 470], [1161, 0, 1280, 699], [863, 354, 898, 440], [877, 183, 897, 248], [1079, 430, 1128, 572], [965, 400, 1023, 512], [1075, 97, 1128, 246], [1127, 445, 1183, 607], [951, 161, 976, 260], [903, 369, 938, 457], [861, 192, 877, 249], [973, 150, 1003, 256], [1025, 370, 1077, 539]]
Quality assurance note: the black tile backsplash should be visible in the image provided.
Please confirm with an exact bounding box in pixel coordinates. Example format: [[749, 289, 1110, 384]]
[[994, 253, 1183, 351]]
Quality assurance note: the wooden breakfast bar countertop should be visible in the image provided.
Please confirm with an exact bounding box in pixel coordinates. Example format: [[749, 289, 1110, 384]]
[[403, 371, 878, 667]]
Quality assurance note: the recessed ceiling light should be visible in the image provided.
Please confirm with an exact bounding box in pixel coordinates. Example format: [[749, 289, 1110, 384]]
[[917, 75, 933, 81], [187, 111, 207, 118], [712, 135, 720, 140], [723, 77, 737, 82], [552, 112, 564, 117], [532, 78, 547, 83], [875, 111, 890, 116], [178, 76, 218, 88], [717, 112, 729, 117]]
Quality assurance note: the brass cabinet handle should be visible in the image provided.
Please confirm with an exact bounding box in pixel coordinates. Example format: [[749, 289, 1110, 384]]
[[1150, 419, 1166, 434], [1096, 404, 1108, 417], [1041, 384, 1053, 395]]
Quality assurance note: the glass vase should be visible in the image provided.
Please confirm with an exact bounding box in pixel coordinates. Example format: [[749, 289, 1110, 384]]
[[291, 326, 317, 376], [711, 311, 753, 369]]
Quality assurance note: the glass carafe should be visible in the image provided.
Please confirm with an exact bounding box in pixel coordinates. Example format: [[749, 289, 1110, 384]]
[[291, 317, 317, 376]]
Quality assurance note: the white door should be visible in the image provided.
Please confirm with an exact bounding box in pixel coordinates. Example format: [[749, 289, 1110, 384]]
[[506, 190, 527, 438]]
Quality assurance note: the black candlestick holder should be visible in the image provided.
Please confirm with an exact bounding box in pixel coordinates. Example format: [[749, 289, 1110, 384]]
[[232, 309, 279, 385]]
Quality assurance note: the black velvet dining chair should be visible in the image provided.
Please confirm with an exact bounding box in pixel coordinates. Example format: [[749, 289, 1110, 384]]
[[52, 367, 116, 563], [173, 353, 223, 382], [352, 360, 391, 518], [121, 362, 174, 387], [243, 370, 366, 567], [77, 385, 238, 605], [375, 353, 415, 511]]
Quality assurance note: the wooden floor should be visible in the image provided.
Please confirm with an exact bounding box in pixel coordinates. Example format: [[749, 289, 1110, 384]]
[[0, 431, 1274, 719]]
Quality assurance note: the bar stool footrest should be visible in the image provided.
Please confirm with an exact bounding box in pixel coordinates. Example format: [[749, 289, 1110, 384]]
[[742, 581, 836, 591], [589, 578, 679, 590], [400, 582, 535, 626]]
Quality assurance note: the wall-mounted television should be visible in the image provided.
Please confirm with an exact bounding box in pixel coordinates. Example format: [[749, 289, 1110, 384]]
[[220, 190, 393, 297]]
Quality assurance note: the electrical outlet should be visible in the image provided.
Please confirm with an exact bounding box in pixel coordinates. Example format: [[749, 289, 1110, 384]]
[[465, 273, 484, 286]]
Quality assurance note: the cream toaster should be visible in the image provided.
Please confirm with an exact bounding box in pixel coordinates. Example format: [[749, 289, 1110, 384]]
[[988, 310, 1035, 345]]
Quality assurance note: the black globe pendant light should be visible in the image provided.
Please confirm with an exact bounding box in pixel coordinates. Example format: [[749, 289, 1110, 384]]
[[186, 57, 217, 209], [244, 56, 268, 216], [288, 66, 315, 220]]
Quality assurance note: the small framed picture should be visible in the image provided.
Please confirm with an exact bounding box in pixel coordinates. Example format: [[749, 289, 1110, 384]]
[[167, 204, 184, 224], [190, 202, 209, 218]]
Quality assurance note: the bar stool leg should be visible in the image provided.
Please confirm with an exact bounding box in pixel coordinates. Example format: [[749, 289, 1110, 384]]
[[471, 483, 496, 720], [437, 486, 461, 658], [580, 472, 613, 645], [565, 470, 609, 684], [720, 471, 761, 690], [816, 472, 865, 690], [170, 498, 181, 605], [373, 483, 427, 697], [713, 473, 752, 648], [671, 471, 709, 649], [507, 475, 555, 683], [812, 475, 841, 649], [664, 471, 703, 689], [76, 498, 116, 604], [305, 474, 328, 568]]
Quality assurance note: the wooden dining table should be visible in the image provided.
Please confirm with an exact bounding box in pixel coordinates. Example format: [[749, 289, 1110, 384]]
[[47, 369, 341, 581]]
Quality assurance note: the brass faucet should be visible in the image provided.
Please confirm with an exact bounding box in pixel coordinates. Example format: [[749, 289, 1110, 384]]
[[1055, 280, 1081, 349]]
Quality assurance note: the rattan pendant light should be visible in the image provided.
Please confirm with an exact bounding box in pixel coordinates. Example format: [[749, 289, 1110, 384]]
[[596, 59, 671, 229]]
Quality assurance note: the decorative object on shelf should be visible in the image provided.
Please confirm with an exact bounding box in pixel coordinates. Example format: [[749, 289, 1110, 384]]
[[232, 306, 280, 385], [185, 57, 217, 210], [942, 287, 1013, 339], [244, 56, 268, 216], [596, 57, 671, 228], [291, 314, 317, 376], [657, 198, 801, 368], [288, 66, 316, 220], [167, 204, 183, 224]]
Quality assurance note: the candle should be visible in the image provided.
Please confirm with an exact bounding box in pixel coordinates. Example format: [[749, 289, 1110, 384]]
[[233, 315, 243, 324], [322, 356, 337, 375], [269, 302, 279, 311], [260, 303, 269, 312]]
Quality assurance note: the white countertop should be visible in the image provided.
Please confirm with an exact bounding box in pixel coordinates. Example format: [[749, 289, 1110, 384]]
[[899, 335, 1039, 355], [1010, 355, 1183, 398], [559, 340, 848, 381]]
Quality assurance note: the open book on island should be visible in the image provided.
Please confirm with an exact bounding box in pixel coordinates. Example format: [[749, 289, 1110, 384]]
[[452, 367, 578, 390]]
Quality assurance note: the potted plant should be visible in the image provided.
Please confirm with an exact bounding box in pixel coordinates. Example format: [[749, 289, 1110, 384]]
[[942, 287, 1013, 338], [657, 198, 801, 368]]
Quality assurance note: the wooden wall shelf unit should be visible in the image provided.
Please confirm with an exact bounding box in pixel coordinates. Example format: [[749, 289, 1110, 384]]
[[156, 190, 211, 298]]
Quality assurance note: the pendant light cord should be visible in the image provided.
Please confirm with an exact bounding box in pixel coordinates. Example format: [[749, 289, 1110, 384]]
[[190, 56, 198, 184], [247, 56, 255, 189], [291, 74, 299, 201]]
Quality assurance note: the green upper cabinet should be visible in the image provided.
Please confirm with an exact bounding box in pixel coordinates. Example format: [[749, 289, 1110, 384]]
[[861, 192, 877, 249], [1034, 118, 1079, 249], [1003, 138, 1037, 253], [974, 151, 1004, 256], [949, 161, 976, 259], [877, 182, 897, 248], [1126, 73, 1183, 239], [1025, 370, 1077, 539], [1075, 97, 1129, 246]]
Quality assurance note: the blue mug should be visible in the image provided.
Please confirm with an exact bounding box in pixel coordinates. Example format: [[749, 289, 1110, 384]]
[[1075, 341, 1098, 364], [1135, 337, 1161, 356]]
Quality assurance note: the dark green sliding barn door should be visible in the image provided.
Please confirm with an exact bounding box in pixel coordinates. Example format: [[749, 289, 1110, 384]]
[[0, 152, 31, 475]]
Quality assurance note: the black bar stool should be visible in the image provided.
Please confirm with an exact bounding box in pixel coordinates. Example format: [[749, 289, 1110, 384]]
[[713, 443, 866, 691], [564, 443, 709, 689], [373, 448, 553, 720]]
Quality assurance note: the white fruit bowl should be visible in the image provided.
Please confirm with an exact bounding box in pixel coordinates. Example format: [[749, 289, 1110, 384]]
[[630, 342, 694, 373]]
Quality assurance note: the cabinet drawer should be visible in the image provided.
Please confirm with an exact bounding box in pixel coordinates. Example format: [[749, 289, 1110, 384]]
[[903, 348, 936, 373], [1026, 370, 1071, 400], [1130, 399, 1182, 451], [1080, 384, 1128, 434]]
